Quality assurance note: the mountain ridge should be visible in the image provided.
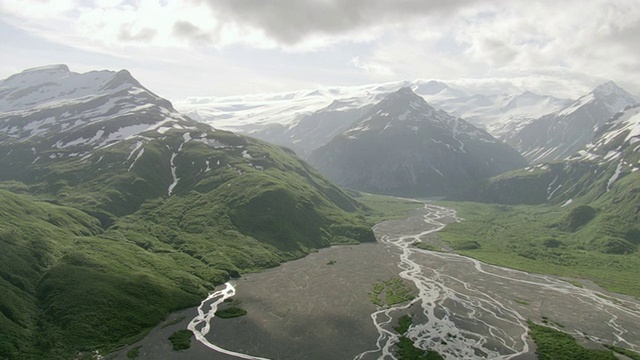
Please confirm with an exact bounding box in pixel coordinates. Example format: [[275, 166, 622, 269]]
[[0, 65, 375, 359], [504, 81, 638, 163], [308, 87, 528, 196]]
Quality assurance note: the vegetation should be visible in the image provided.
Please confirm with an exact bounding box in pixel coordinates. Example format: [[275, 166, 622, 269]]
[[126, 346, 141, 359], [603, 344, 640, 360], [356, 193, 422, 223], [395, 337, 445, 360], [392, 314, 445, 360], [528, 321, 616, 360], [0, 130, 377, 359], [215, 306, 247, 319], [168, 330, 193, 351], [369, 278, 415, 307], [413, 242, 438, 251], [394, 314, 413, 334], [437, 201, 640, 297]]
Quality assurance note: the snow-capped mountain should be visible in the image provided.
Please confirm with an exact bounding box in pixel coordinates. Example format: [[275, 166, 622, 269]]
[[0, 64, 209, 161], [572, 104, 640, 189], [0, 65, 376, 358], [307, 87, 528, 197], [435, 91, 571, 138], [459, 104, 640, 206], [503, 81, 638, 163], [0, 65, 370, 224], [176, 80, 572, 158], [580, 103, 640, 160]]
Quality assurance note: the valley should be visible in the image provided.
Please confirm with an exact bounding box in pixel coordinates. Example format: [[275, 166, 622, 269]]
[[2, 64, 640, 359], [110, 201, 640, 360]]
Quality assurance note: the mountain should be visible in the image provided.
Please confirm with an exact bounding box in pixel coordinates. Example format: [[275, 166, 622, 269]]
[[457, 105, 640, 255], [0, 65, 374, 359], [175, 82, 402, 157], [176, 80, 574, 159], [307, 87, 528, 197], [503, 81, 638, 163], [433, 91, 571, 139]]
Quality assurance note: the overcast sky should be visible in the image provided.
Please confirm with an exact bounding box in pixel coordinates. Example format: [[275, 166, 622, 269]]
[[1, 0, 639, 101]]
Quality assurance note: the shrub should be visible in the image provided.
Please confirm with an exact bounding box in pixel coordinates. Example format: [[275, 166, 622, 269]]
[[215, 306, 247, 319]]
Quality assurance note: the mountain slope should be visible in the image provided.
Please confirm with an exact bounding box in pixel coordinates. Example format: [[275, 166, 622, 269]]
[[0, 65, 374, 359], [457, 105, 640, 256], [177, 80, 578, 159], [308, 87, 528, 197], [434, 90, 571, 139], [504, 81, 638, 163]]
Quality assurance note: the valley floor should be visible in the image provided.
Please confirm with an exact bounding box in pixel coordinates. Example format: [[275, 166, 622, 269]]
[[108, 202, 640, 360]]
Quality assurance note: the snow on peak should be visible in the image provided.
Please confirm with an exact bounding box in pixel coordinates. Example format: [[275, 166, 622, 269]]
[[593, 80, 621, 97], [413, 80, 449, 95], [19, 64, 70, 74], [0, 65, 147, 112]]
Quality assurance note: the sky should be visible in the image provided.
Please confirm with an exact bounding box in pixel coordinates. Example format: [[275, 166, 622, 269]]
[[1, 0, 640, 102]]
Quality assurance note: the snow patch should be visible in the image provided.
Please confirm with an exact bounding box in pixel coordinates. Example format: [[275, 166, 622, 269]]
[[128, 148, 145, 171], [607, 161, 624, 191], [242, 150, 253, 159]]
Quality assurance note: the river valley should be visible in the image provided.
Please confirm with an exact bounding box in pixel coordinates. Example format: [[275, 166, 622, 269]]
[[111, 203, 640, 360]]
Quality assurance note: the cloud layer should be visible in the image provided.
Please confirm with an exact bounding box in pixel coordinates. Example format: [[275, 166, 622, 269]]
[[1, 0, 639, 98]]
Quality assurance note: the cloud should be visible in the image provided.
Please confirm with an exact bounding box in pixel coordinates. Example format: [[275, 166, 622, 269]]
[[118, 24, 157, 43], [196, 0, 478, 47], [172, 21, 212, 45], [1, 0, 640, 98], [350, 56, 394, 77]]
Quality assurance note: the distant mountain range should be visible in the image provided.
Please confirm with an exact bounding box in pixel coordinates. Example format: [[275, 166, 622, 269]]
[[307, 87, 527, 196], [503, 81, 638, 163], [178, 79, 638, 165], [175, 80, 572, 159], [0, 65, 374, 359]]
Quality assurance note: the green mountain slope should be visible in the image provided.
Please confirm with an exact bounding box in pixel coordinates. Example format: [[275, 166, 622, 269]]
[[443, 106, 640, 296], [0, 66, 375, 359]]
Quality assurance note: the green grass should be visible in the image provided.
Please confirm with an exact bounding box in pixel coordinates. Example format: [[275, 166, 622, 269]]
[[603, 344, 640, 360], [0, 129, 379, 359], [126, 346, 141, 359], [215, 306, 247, 319], [394, 314, 413, 334], [168, 330, 193, 351], [369, 278, 415, 307], [528, 321, 616, 360], [395, 336, 444, 360], [413, 242, 440, 251], [436, 201, 640, 297], [356, 193, 422, 223]]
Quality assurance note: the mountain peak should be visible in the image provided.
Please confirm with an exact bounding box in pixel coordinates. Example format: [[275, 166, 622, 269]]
[[413, 80, 449, 95], [101, 69, 143, 91], [373, 86, 433, 116], [384, 86, 426, 104], [592, 80, 633, 98], [21, 64, 70, 74]]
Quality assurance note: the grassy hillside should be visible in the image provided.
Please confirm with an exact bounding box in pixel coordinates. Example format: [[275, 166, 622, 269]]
[[437, 199, 640, 297], [0, 129, 376, 359]]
